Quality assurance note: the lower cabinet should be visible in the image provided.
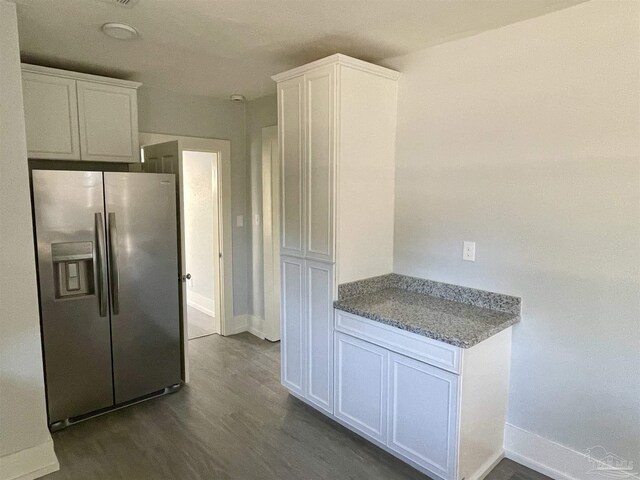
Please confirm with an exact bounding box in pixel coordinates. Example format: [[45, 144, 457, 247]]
[[387, 352, 459, 480], [280, 256, 305, 395], [334, 333, 388, 442], [305, 260, 334, 413], [280, 256, 334, 413], [334, 331, 459, 480], [282, 307, 512, 480]]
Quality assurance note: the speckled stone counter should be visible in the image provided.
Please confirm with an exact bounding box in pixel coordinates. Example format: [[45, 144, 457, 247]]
[[334, 274, 521, 348]]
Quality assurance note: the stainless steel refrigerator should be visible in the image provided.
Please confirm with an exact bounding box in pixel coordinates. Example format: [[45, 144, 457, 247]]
[[32, 170, 182, 428]]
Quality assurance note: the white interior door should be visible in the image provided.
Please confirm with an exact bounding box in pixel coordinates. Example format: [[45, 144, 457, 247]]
[[262, 125, 280, 341], [142, 141, 189, 381]]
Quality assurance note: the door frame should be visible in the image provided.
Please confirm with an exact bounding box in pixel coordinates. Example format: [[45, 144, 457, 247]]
[[138, 133, 233, 382], [262, 125, 280, 341]]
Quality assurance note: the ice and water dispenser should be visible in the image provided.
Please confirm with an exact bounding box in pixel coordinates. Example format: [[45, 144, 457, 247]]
[[51, 242, 95, 298]]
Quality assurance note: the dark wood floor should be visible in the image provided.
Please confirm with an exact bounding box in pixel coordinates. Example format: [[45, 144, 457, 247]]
[[187, 305, 216, 339], [44, 333, 550, 480]]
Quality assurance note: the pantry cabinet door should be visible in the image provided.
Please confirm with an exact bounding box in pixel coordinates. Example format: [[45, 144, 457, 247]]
[[280, 256, 305, 395], [77, 81, 139, 162], [334, 333, 388, 443], [304, 65, 335, 262], [305, 260, 334, 414], [387, 352, 459, 480], [278, 76, 305, 257], [22, 72, 80, 160]]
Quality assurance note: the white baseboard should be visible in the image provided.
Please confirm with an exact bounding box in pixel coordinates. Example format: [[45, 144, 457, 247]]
[[247, 326, 265, 339], [187, 291, 215, 317], [226, 315, 265, 339], [504, 423, 637, 480], [0, 439, 59, 480], [226, 315, 248, 335], [247, 315, 265, 339], [469, 449, 505, 480]]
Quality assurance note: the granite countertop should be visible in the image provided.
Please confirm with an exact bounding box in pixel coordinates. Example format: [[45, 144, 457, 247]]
[[333, 274, 521, 348]]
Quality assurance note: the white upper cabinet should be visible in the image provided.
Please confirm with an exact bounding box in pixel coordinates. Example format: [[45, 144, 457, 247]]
[[21, 64, 141, 163], [77, 81, 139, 163], [22, 72, 80, 160], [274, 54, 399, 271], [304, 65, 335, 262], [278, 76, 305, 257]]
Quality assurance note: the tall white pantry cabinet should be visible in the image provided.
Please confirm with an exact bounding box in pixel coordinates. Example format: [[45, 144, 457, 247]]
[[273, 55, 399, 414]]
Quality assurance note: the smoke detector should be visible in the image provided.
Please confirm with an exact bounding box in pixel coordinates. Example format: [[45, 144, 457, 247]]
[[230, 94, 245, 103], [101, 22, 139, 40]]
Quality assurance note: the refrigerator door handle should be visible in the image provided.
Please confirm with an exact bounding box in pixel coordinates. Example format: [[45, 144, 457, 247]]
[[108, 212, 120, 315], [95, 212, 108, 317]]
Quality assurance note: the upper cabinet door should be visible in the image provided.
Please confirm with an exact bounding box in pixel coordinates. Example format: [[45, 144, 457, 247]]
[[278, 76, 305, 257], [22, 72, 81, 160], [77, 81, 139, 163], [304, 65, 335, 262]]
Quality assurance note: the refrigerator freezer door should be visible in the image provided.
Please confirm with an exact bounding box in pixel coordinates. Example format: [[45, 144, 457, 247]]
[[104, 172, 181, 404], [32, 170, 114, 423]]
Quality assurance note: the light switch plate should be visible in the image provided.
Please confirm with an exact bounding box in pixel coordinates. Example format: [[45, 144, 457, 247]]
[[463, 241, 476, 261], [236, 215, 244, 227]]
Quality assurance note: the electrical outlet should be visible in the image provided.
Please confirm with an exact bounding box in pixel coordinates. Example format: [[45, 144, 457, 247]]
[[463, 241, 476, 262]]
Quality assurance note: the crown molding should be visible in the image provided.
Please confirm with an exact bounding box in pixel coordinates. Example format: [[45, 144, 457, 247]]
[[21, 63, 142, 89], [271, 53, 399, 82]]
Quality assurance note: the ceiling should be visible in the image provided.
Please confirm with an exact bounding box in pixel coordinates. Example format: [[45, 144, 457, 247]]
[[13, 0, 586, 100]]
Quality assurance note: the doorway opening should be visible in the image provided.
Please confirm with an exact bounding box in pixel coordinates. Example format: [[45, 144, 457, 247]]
[[137, 133, 233, 383], [183, 151, 219, 339]]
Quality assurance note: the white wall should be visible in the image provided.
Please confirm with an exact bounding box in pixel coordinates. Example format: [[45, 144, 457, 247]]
[[137, 87, 250, 316], [183, 151, 217, 314], [0, 1, 59, 478], [383, 0, 639, 472], [246, 94, 277, 327]]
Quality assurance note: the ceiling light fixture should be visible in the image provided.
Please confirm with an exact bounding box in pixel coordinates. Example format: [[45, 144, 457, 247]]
[[230, 94, 245, 103], [101, 22, 139, 40]]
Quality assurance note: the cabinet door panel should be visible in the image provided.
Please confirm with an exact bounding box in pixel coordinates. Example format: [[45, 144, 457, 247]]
[[22, 72, 80, 160], [278, 77, 305, 256], [305, 66, 335, 262], [335, 333, 387, 442], [280, 256, 305, 395], [388, 353, 459, 480], [77, 81, 139, 162], [305, 260, 333, 413]]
